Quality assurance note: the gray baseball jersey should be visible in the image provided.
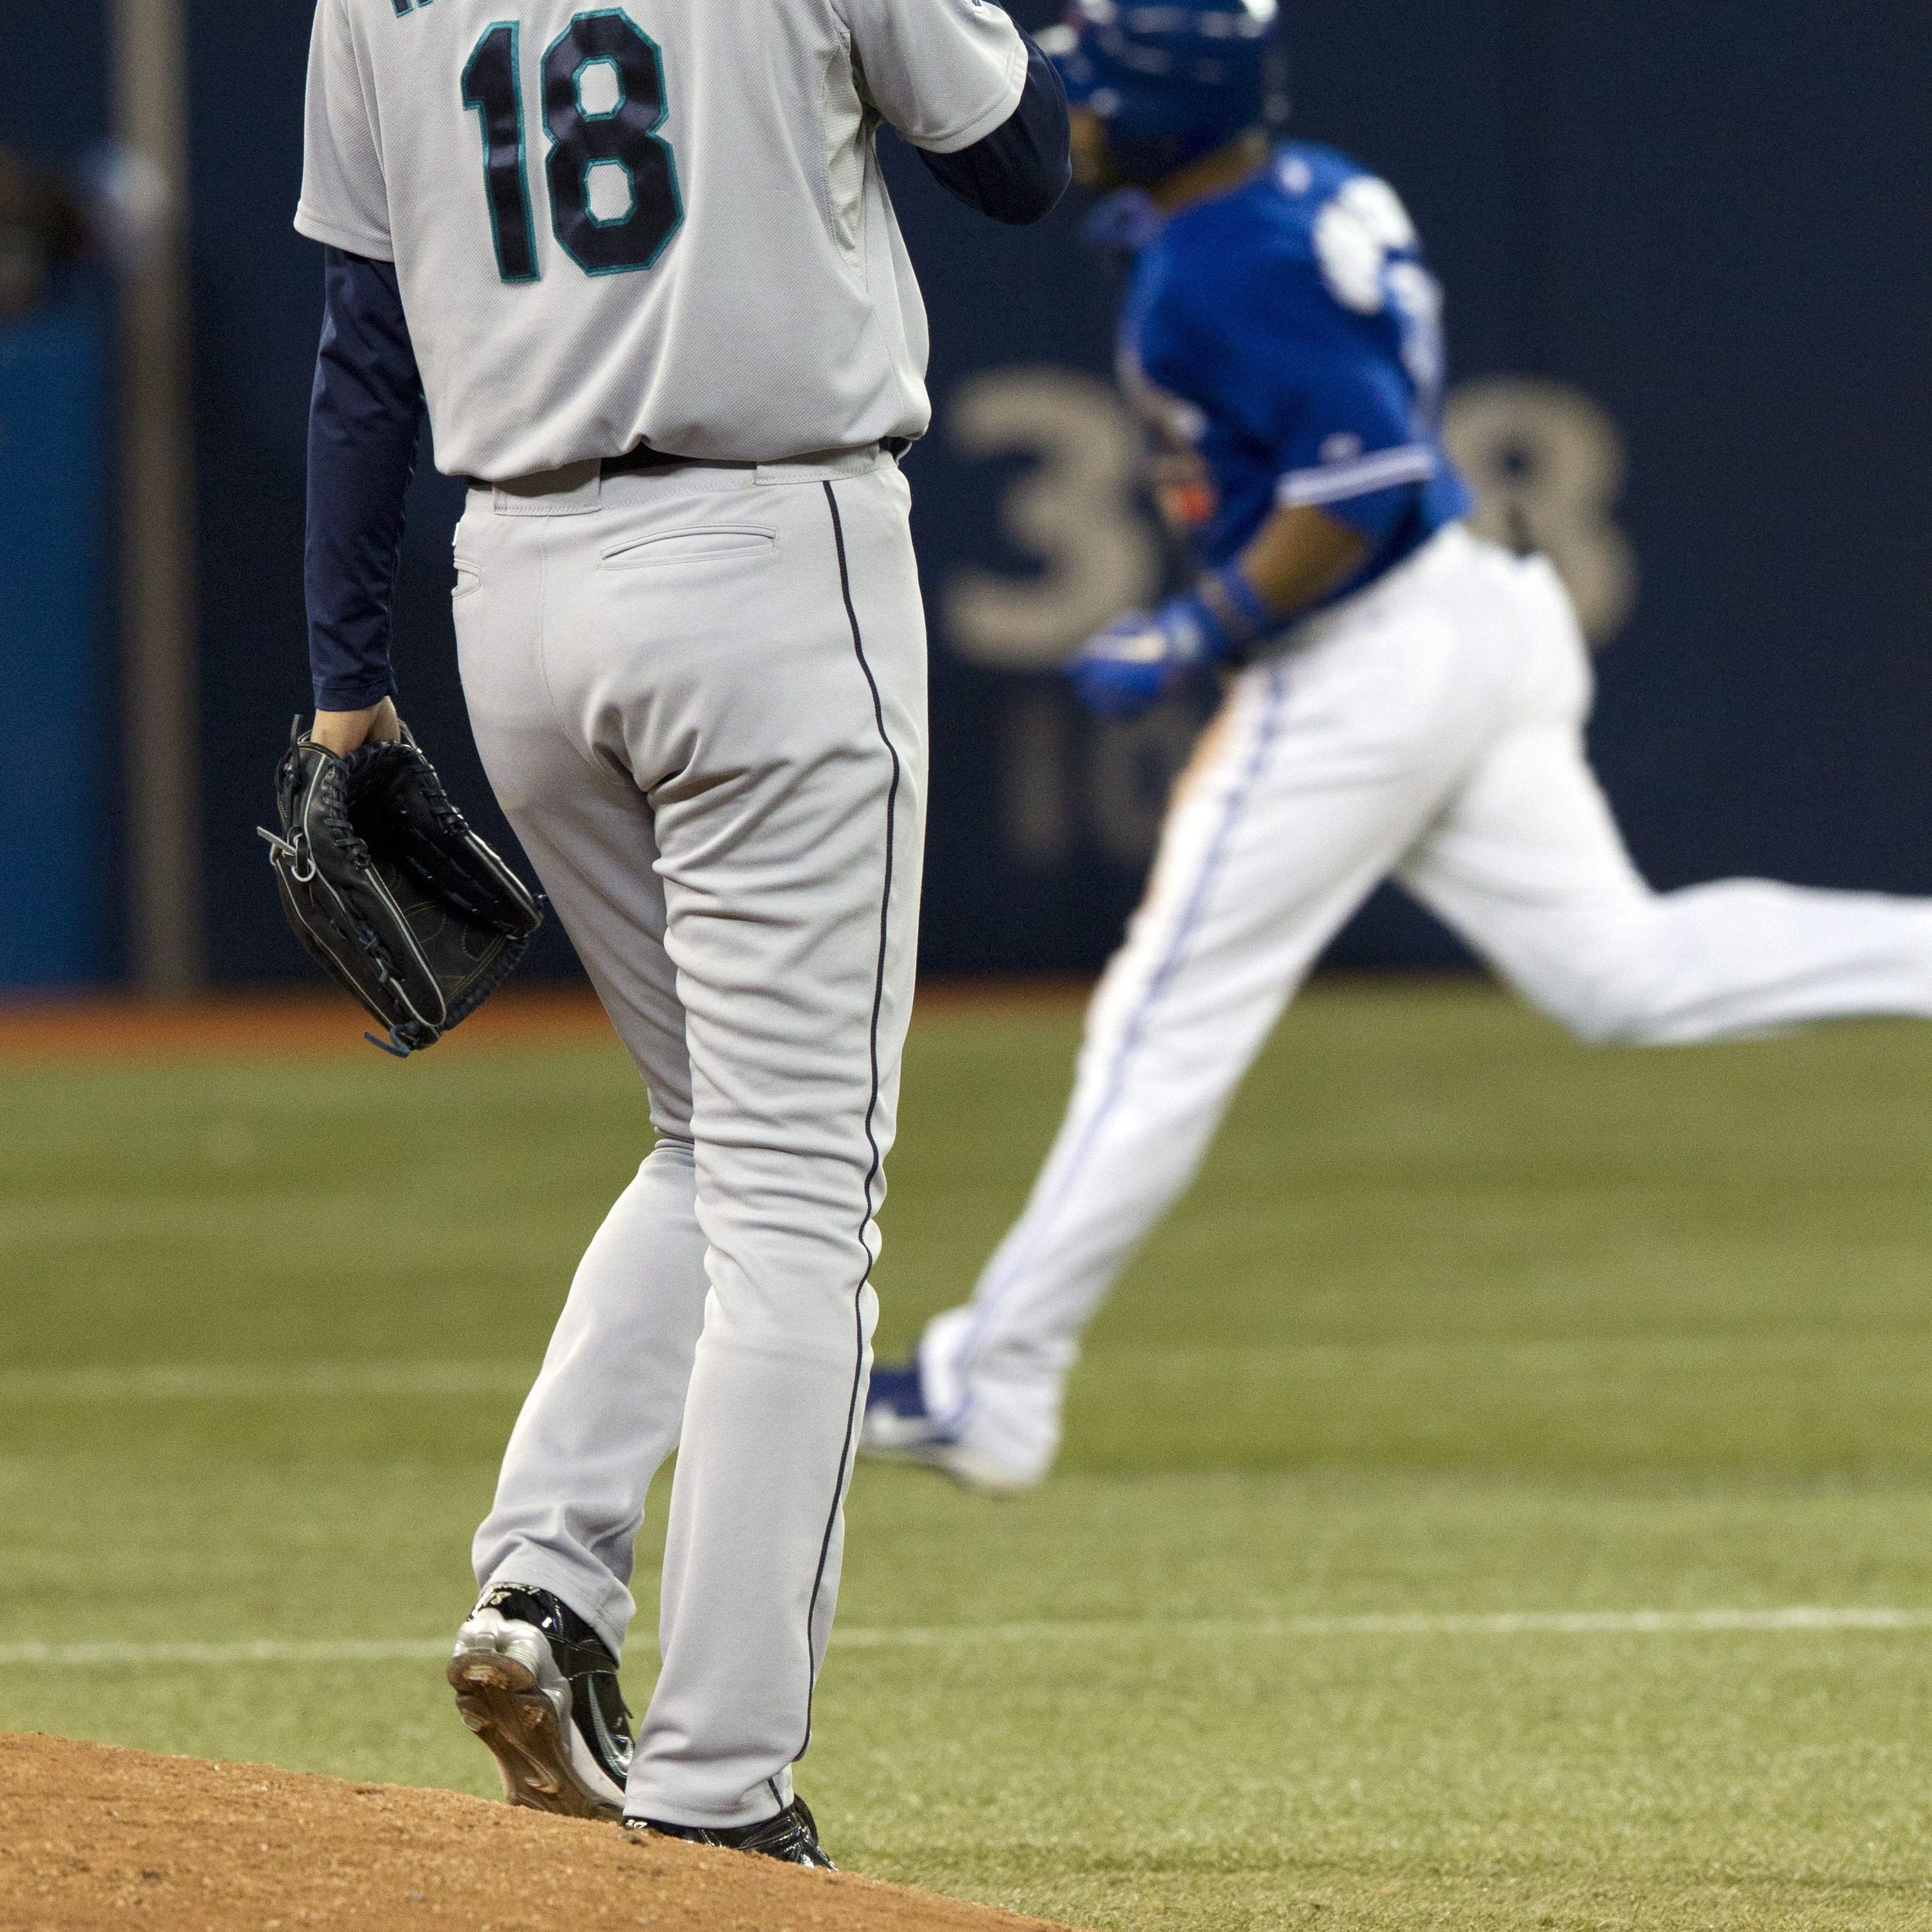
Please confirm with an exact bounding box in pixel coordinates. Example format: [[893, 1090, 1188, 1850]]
[[298, 0, 1026, 479]]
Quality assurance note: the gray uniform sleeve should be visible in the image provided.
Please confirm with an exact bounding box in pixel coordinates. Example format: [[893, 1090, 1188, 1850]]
[[839, 0, 1029, 155], [295, 0, 393, 261]]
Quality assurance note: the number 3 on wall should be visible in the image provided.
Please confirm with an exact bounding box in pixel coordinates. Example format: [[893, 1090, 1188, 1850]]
[[462, 9, 682, 283]]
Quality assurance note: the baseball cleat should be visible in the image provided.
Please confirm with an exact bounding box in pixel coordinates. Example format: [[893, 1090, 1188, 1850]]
[[448, 1582, 632, 1820], [626, 1796, 835, 1868], [859, 1359, 1041, 1494]]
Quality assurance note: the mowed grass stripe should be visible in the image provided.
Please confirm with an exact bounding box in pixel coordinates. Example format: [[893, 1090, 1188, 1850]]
[[19, 1324, 1932, 1403], [8, 1605, 1932, 1668], [0, 1361, 532, 1403]]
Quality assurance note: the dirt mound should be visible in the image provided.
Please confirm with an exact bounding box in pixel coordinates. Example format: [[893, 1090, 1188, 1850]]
[[0, 1735, 1073, 1932]]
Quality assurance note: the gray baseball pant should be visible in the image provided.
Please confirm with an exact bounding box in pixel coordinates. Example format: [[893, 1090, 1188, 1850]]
[[451, 447, 925, 1828]]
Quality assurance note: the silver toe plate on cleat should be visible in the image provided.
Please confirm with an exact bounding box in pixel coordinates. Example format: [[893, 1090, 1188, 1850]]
[[447, 1611, 625, 1821]]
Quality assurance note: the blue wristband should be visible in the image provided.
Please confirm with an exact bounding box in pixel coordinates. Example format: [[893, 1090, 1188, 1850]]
[[1211, 563, 1273, 643], [1171, 563, 1274, 665]]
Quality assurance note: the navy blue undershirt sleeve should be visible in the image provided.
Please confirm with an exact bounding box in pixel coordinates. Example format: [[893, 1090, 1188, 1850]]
[[306, 247, 427, 711], [916, 32, 1070, 226]]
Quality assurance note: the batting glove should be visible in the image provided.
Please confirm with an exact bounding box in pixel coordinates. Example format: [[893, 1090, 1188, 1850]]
[[1067, 565, 1274, 720]]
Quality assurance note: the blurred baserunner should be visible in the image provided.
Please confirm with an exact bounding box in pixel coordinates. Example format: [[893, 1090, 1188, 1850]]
[[862, 0, 1932, 1495]]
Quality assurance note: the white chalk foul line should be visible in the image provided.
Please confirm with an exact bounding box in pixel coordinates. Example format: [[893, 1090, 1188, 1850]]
[[836, 1606, 1932, 1646], [0, 1362, 531, 1404], [4, 1607, 1930, 1670]]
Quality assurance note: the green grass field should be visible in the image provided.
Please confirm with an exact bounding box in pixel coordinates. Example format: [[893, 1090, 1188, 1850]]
[[5, 982, 1932, 1929]]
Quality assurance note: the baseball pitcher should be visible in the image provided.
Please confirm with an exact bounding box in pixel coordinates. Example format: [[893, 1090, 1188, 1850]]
[[294, 0, 1067, 1865], [862, 0, 1932, 1492]]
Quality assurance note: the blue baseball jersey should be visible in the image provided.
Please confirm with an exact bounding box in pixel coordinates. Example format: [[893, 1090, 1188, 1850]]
[[1117, 141, 1472, 600]]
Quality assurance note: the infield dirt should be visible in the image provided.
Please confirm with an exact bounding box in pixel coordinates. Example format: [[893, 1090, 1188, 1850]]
[[0, 1733, 1075, 1932]]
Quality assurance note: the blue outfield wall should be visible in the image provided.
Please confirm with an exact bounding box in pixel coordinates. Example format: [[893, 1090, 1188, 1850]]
[[12, 0, 1932, 982], [1, 0, 114, 986], [0, 298, 110, 985]]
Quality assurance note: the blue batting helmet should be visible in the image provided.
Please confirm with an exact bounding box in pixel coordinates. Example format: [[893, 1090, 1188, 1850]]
[[1041, 0, 1285, 183]]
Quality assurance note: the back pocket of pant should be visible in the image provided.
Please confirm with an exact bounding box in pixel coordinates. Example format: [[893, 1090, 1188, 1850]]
[[599, 526, 777, 570]]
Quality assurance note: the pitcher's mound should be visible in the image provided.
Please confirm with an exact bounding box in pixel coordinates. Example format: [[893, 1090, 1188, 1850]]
[[1, 1733, 1073, 1932]]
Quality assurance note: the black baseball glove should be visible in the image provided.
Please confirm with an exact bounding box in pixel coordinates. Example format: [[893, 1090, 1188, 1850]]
[[260, 726, 544, 1056]]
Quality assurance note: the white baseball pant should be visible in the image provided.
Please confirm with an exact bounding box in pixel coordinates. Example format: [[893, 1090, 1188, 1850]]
[[920, 523, 1932, 1481], [454, 448, 925, 1825]]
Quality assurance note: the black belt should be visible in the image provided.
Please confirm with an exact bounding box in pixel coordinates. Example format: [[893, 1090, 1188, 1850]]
[[604, 441, 730, 478], [468, 436, 911, 494]]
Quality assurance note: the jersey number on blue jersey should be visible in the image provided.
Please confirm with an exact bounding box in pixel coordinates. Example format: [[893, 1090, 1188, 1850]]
[[462, 10, 684, 284], [1311, 177, 1445, 413]]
